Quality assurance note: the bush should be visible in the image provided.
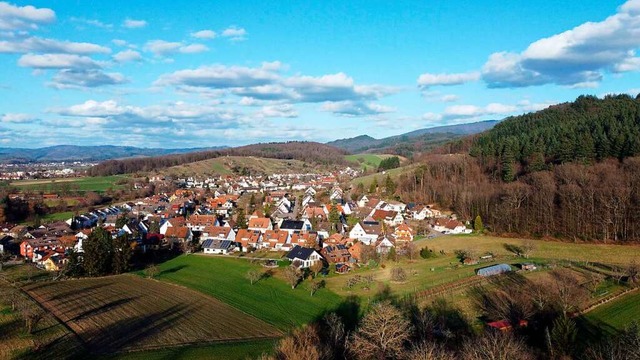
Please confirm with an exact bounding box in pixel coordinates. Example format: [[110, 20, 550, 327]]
[[420, 247, 436, 259], [391, 268, 407, 282]]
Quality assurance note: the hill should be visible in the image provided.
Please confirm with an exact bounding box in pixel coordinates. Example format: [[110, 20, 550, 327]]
[[328, 120, 498, 154], [0, 145, 227, 163], [88, 141, 348, 176], [157, 156, 327, 178]]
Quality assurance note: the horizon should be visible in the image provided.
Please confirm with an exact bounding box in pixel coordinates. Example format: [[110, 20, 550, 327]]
[[1, 1, 640, 148]]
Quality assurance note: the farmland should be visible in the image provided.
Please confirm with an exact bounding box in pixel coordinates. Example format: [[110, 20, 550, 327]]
[[152, 255, 344, 331], [22, 275, 281, 355], [11, 175, 128, 193], [583, 289, 640, 334]]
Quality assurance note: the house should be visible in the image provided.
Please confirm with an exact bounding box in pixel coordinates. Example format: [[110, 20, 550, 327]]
[[393, 224, 414, 243], [248, 217, 273, 234], [202, 239, 235, 255], [286, 245, 323, 268], [349, 221, 382, 245], [433, 219, 471, 234], [42, 253, 67, 271], [235, 229, 262, 251], [322, 233, 349, 248], [348, 241, 372, 263], [262, 230, 290, 251], [375, 236, 395, 255], [321, 245, 351, 264], [188, 214, 219, 231], [279, 219, 312, 235], [371, 209, 404, 227], [290, 232, 319, 248], [164, 226, 193, 244], [304, 206, 327, 221], [412, 205, 434, 220], [357, 195, 370, 208], [201, 226, 235, 242]]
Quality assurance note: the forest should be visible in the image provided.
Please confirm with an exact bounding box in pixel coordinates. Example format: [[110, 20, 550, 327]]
[[395, 94, 640, 242], [87, 141, 349, 176]]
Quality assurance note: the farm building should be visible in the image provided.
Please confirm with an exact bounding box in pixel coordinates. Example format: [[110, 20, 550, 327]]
[[202, 239, 234, 255], [476, 264, 512, 277]]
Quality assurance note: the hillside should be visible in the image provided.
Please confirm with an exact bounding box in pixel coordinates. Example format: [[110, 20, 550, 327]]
[[156, 156, 326, 178], [328, 120, 498, 154], [88, 141, 348, 176], [0, 145, 226, 163]]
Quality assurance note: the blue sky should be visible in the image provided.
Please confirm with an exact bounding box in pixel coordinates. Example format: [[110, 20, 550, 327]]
[[1, 0, 639, 148]]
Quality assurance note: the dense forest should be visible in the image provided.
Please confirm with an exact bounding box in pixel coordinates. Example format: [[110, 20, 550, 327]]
[[88, 142, 348, 176], [396, 94, 640, 243]]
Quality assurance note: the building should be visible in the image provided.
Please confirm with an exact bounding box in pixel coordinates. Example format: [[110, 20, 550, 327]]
[[286, 245, 323, 268]]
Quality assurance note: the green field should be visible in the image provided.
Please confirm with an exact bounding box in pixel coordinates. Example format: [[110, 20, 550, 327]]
[[104, 339, 276, 360], [345, 154, 392, 171], [152, 255, 344, 331], [583, 290, 640, 334], [350, 163, 419, 187], [11, 175, 128, 193]]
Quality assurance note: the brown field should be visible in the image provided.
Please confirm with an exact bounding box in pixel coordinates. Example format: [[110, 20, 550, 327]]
[[23, 275, 281, 355]]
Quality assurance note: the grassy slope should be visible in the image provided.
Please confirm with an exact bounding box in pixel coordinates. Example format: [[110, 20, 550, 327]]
[[104, 339, 276, 360], [11, 175, 126, 193], [345, 154, 392, 171], [153, 255, 344, 331], [156, 156, 320, 178], [350, 163, 418, 187]]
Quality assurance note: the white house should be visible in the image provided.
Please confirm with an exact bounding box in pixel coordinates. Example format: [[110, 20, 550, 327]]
[[202, 239, 235, 255], [433, 219, 471, 234], [286, 246, 323, 269], [349, 221, 382, 246]]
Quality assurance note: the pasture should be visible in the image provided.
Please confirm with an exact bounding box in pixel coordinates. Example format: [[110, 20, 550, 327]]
[[23, 275, 281, 355], [583, 289, 640, 334], [345, 154, 400, 171], [11, 175, 127, 193], [152, 255, 344, 331]]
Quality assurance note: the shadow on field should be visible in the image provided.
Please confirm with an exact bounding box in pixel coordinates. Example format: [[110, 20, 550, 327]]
[[71, 296, 139, 322], [47, 282, 114, 302], [158, 264, 188, 276]]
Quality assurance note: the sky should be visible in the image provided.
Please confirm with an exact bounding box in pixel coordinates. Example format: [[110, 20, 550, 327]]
[[1, 0, 640, 148]]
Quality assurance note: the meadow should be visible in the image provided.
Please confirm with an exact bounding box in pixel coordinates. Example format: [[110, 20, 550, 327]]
[[344, 154, 398, 171], [152, 255, 345, 331], [583, 289, 640, 334], [11, 175, 127, 193]]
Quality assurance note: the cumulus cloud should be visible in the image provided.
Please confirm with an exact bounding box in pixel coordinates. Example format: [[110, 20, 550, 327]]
[[0, 2, 55, 30], [256, 104, 298, 118], [122, 18, 147, 28], [417, 71, 480, 87], [482, 0, 640, 87], [221, 26, 247, 41], [283, 72, 396, 102], [113, 49, 142, 63], [49, 69, 128, 89], [70, 17, 112, 29], [423, 100, 553, 122], [0, 36, 110, 54], [144, 39, 208, 56], [191, 30, 216, 39], [155, 63, 280, 88], [422, 91, 460, 103], [321, 101, 395, 116], [18, 53, 100, 69], [1, 113, 37, 123]]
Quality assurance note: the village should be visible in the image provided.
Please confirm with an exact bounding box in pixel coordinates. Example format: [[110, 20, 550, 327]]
[[1, 167, 474, 275]]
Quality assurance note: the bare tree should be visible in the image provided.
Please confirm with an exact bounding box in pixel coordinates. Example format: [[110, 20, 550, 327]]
[[283, 266, 302, 290], [521, 240, 536, 259], [324, 312, 346, 354], [626, 259, 639, 285], [246, 269, 261, 285], [349, 301, 412, 359], [406, 242, 419, 261], [310, 261, 323, 278], [465, 331, 533, 360], [276, 324, 325, 360], [404, 341, 456, 360], [144, 264, 159, 279], [550, 269, 589, 316], [391, 267, 408, 282], [309, 279, 322, 296], [17, 302, 45, 334]]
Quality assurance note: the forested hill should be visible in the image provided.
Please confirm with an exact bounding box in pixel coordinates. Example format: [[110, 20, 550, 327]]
[[88, 141, 348, 176], [470, 94, 640, 178]]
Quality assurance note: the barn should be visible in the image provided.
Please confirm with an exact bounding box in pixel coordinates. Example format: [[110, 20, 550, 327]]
[[476, 264, 512, 277]]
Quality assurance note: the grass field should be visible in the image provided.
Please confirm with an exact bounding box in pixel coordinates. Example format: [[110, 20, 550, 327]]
[[583, 289, 640, 334], [102, 339, 276, 360], [350, 163, 419, 187], [345, 154, 400, 171], [11, 175, 127, 193], [23, 275, 281, 355], [152, 255, 344, 331]]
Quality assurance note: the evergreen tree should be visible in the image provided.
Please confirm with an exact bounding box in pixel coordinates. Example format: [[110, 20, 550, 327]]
[[328, 206, 341, 234], [236, 208, 248, 229], [115, 215, 128, 229], [83, 227, 113, 276], [148, 220, 160, 234], [501, 147, 516, 182], [369, 177, 378, 194], [384, 175, 397, 195], [65, 249, 84, 277], [112, 233, 132, 274], [474, 215, 484, 232]]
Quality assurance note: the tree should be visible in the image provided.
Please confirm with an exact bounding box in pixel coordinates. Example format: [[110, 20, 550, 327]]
[[112, 234, 132, 274], [310, 261, 323, 278], [521, 240, 536, 259], [283, 266, 302, 289], [391, 267, 407, 282], [349, 301, 412, 360], [328, 206, 341, 234], [550, 316, 578, 358], [145, 264, 159, 279], [384, 175, 397, 195], [148, 220, 160, 234], [369, 177, 378, 194], [405, 243, 419, 261], [64, 249, 84, 277], [626, 259, 639, 285], [310, 279, 322, 296], [405, 342, 455, 360], [246, 269, 261, 285], [276, 324, 325, 360], [115, 214, 128, 229], [18, 302, 44, 334], [83, 227, 113, 276], [465, 332, 533, 360], [473, 215, 484, 232], [236, 208, 248, 229], [0, 252, 10, 272], [387, 246, 397, 262], [420, 247, 435, 259]]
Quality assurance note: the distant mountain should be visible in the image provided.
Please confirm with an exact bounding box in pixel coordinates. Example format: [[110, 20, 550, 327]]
[[0, 145, 227, 163], [328, 120, 499, 154]]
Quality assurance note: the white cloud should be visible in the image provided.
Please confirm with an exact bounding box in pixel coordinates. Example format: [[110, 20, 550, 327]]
[[1, 113, 37, 123], [113, 49, 142, 63], [256, 104, 298, 118], [191, 30, 217, 39], [144, 40, 208, 56], [417, 71, 480, 87], [49, 70, 128, 89], [482, 0, 640, 87], [423, 100, 554, 123], [283, 72, 396, 102], [422, 91, 460, 103], [122, 18, 147, 28], [321, 101, 395, 116], [0, 36, 110, 54], [0, 2, 55, 30], [221, 26, 247, 41], [155, 64, 280, 88], [179, 43, 208, 54], [70, 17, 112, 29], [18, 53, 100, 69]]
